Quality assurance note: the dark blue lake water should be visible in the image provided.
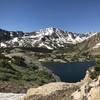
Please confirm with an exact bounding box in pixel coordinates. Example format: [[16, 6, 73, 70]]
[[43, 61, 95, 82]]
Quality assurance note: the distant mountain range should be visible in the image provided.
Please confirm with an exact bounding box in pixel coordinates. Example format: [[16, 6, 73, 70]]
[[0, 28, 100, 54]]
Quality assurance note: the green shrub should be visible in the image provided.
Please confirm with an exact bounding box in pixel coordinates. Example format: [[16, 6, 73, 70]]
[[0, 60, 16, 71], [12, 56, 27, 67], [90, 61, 100, 79]]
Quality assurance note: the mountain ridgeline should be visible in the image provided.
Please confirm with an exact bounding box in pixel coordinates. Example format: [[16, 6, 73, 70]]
[[0, 28, 100, 55]]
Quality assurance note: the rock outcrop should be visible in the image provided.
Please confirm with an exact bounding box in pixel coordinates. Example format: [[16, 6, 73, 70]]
[[72, 75, 100, 100], [22, 75, 100, 100], [22, 82, 79, 100]]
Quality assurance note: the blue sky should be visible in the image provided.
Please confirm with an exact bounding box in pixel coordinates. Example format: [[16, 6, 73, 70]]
[[0, 0, 100, 32]]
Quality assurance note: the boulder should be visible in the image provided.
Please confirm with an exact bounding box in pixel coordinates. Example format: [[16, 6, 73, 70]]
[[72, 75, 100, 100], [22, 82, 78, 100]]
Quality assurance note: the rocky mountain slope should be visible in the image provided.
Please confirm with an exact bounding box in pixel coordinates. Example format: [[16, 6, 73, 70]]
[[0, 28, 98, 50], [76, 32, 100, 55]]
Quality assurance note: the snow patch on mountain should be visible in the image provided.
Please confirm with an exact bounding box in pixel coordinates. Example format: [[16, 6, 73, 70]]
[[39, 42, 53, 49], [12, 37, 18, 42], [92, 43, 100, 49], [0, 43, 7, 47], [74, 32, 98, 42]]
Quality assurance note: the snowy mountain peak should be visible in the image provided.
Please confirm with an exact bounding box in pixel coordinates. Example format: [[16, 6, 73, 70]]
[[37, 27, 65, 36], [0, 28, 98, 49]]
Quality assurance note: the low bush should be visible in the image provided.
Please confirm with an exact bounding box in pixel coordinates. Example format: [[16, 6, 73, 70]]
[[90, 61, 100, 79]]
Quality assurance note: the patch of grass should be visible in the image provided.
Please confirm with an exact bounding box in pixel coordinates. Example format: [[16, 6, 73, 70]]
[[0, 54, 56, 86]]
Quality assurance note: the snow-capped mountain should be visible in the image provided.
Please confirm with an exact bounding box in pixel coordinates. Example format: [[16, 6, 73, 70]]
[[0, 28, 98, 49]]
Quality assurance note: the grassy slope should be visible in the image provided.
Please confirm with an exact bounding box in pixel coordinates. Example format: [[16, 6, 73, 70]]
[[0, 48, 56, 93]]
